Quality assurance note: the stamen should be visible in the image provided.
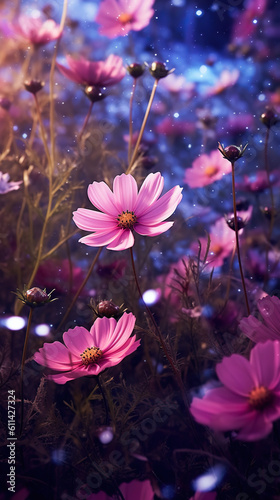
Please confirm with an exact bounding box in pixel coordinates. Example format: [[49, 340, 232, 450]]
[[118, 12, 133, 24], [248, 386, 273, 411], [117, 210, 137, 230], [80, 346, 103, 366], [205, 165, 219, 177]]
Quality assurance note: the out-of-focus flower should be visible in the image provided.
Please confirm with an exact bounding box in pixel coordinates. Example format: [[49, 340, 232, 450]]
[[36, 259, 86, 295], [191, 217, 235, 269], [95, 0, 155, 38], [148, 61, 174, 80], [156, 117, 195, 137], [5, 15, 62, 46], [239, 295, 280, 343], [236, 170, 280, 193], [190, 492, 217, 500], [190, 340, 280, 441], [86, 479, 154, 499], [184, 150, 231, 188], [260, 106, 278, 128], [34, 313, 139, 384], [205, 69, 239, 96], [57, 54, 126, 87], [231, 0, 268, 45], [0, 172, 22, 194], [24, 79, 45, 95], [73, 172, 182, 251], [127, 62, 146, 79], [221, 113, 254, 136], [160, 73, 195, 96]]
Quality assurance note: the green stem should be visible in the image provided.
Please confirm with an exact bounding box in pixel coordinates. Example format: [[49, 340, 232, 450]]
[[128, 78, 137, 164], [129, 247, 189, 409], [127, 79, 158, 174], [79, 101, 94, 140], [231, 162, 250, 315], [55, 247, 102, 333], [19, 307, 33, 436]]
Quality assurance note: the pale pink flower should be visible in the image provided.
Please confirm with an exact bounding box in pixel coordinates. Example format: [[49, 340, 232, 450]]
[[191, 340, 280, 441], [190, 492, 217, 500], [7, 15, 62, 46], [0, 172, 22, 194], [95, 0, 155, 38], [34, 313, 140, 384], [57, 54, 126, 87], [73, 172, 183, 251], [184, 150, 231, 188], [87, 479, 154, 499], [239, 295, 280, 343], [205, 69, 239, 97], [160, 73, 195, 96], [236, 170, 280, 193], [191, 217, 235, 268]]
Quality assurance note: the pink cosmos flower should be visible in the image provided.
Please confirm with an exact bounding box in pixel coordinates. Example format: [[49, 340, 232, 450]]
[[86, 479, 154, 500], [190, 492, 217, 500], [160, 73, 195, 96], [231, 0, 267, 44], [155, 117, 196, 137], [56, 54, 126, 87], [190, 340, 280, 441], [6, 15, 62, 46], [73, 172, 183, 251], [0, 172, 22, 194], [184, 150, 232, 188], [205, 69, 239, 97], [236, 170, 280, 193], [34, 313, 140, 384], [190, 217, 235, 269], [95, 0, 155, 38], [239, 295, 280, 343]]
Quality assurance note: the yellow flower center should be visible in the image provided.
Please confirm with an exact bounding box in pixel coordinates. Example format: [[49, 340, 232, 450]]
[[117, 210, 137, 229], [118, 12, 133, 25], [204, 165, 219, 177], [80, 347, 103, 366], [248, 386, 273, 411], [210, 243, 223, 256]]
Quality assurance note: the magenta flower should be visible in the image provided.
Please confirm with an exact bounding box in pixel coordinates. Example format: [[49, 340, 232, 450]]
[[7, 15, 62, 46], [239, 295, 280, 343], [236, 170, 280, 193], [87, 479, 154, 500], [205, 69, 239, 97], [190, 340, 280, 441], [34, 313, 140, 384], [56, 54, 126, 87], [95, 0, 155, 38], [184, 150, 232, 188], [0, 172, 22, 194], [73, 172, 183, 251]]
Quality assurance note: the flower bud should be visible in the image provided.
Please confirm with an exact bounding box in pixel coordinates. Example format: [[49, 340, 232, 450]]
[[24, 80, 45, 94], [260, 107, 278, 129], [127, 63, 145, 79], [15, 286, 56, 308], [218, 142, 248, 163], [96, 300, 120, 318], [226, 216, 246, 231], [84, 86, 106, 103], [148, 62, 174, 80]]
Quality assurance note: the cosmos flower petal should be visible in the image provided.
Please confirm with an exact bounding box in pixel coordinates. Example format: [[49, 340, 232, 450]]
[[216, 355, 257, 395], [73, 208, 115, 231], [87, 181, 118, 216], [112, 173, 138, 212], [47, 365, 101, 384], [78, 229, 121, 247], [138, 186, 183, 223], [236, 412, 273, 441], [250, 340, 280, 389], [106, 229, 135, 250], [34, 341, 80, 369], [134, 172, 164, 215], [135, 221, 173, 236], [239, 315, 274, 343], [56, 62, 84, 84], [63, 326, 94, 356], [258, 295, 280, 331], [90, 316, 118, 351], [102, 312, 136, 351]]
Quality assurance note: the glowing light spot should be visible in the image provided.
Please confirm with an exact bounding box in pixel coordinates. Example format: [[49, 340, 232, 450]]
[[173, 112, 179, 118], [258, 94, 265, 101], [98, 427, 114, 444], [34, 324, 50, 337], [52, 449, 65, 464], [199, 65, 208, 74], [192, 464, 225, 492], [2, 316, 26, 331], [142, 289, 161, 305], [252, 19, 258, 24], [22, 133, 28, 139], [196, 9, 203, 16]]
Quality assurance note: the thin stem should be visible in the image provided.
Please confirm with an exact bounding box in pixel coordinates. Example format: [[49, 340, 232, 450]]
[[34, 94, 52, 169], [264, 127, 275, 229], [128, 79, 137, 163], [231, 162, 250, 316], [55, 247, 102, 333], [79, 101, 94, 140], [127, 79, 158, 174], [96, 375, 109, 426], [129, 247, 189, 409], [19, 307, 33, 436]]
